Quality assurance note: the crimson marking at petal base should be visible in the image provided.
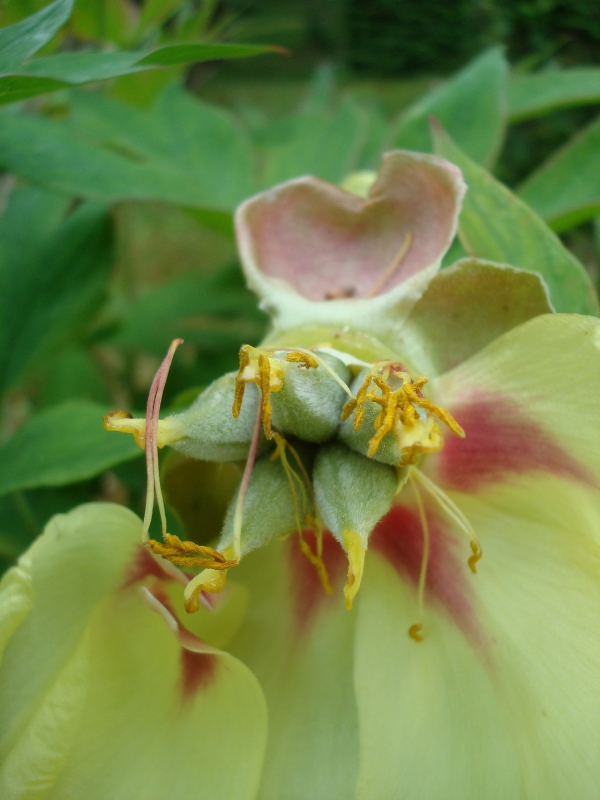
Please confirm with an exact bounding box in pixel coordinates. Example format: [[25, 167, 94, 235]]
[[122, 544, 172, 588], [437, 395, 595, 492], [288, 529, 346, 632], [372, 505, 485, 649], [144, 581, 219, 701], [179, 647, 218, 702]]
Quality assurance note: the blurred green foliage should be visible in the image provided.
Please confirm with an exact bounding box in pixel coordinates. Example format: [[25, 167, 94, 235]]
[[1, 0, 600, 573]]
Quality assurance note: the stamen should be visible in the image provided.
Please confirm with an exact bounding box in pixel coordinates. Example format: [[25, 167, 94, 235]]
[[412, 467, 482, 574], [232, 400, 263, 560], [258, 353, 274, 438], [273, 433, 332, 595], [402, 382, 465, 438], [184, 568, 228, 613], [288, 347, 354, 398], [232, 346, 250, 418], [365, 231, 413, 298], [143, 338, 183, 541], [102, 410, 146, 448], [285, 351, 319, 369], [408, 472, 430, 642], [146, 534, 237, 569]]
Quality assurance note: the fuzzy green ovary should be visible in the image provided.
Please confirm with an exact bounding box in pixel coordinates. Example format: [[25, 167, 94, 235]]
[[270, 353, 351, 442], [169, 374, 267, 462]]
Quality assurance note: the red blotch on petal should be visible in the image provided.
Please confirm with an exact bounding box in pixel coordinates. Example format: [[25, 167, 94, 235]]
[[121, 545, 172, 589], [437, 395, 595, 492], [179, 648, 218, 704], [371, 505, 484, 648], [288, 529, 346, 633]]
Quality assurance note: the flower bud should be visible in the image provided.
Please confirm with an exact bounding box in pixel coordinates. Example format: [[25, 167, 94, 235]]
[[270, 352, 351, 442], [169, 373, 266, 462]]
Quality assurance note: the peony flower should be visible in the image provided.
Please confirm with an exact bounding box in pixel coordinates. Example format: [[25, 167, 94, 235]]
[[3, 151, 600, 799]]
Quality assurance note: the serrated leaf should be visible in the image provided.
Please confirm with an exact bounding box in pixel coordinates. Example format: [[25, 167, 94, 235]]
[[517, 114, 600, 232], [509, 69, 600, 123], [392, 47, 508, 167], [0, 401, 143, 496], [432, 122, 599, 316], [0, 0, 73, 72]]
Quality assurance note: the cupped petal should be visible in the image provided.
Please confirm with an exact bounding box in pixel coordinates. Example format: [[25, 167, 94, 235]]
[[429, 314, 600, 497], [355, 478, 600, 799], [0, 503, 267, 800], [395, 258, 553, 376], [235, 151, 465, 340], [227, 531, 360, 800]]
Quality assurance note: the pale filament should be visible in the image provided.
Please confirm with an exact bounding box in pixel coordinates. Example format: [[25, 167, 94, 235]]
[[232, 401, 263, 560], [411, 466, 482, 572], [408, 471, 430, 642]]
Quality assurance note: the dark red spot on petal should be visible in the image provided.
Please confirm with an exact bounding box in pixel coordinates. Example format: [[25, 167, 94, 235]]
[[121, 545, 173, 589], [288, 529, 346, 633], [179, 648, 218, 703], [371, 504, 484, 648], [437, 395, 595, 492]]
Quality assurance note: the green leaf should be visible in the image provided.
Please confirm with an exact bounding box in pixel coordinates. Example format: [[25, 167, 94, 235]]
[[0, 0, 73, 72], [392, 47, 508, 167], [0, 189, 113, 392], [0, 42, 281, 105], [517, 114, 600, 232], [0, 401, 143, 496], [508, 69, 600, 123], [0, 87, 254, 212], [432, 122, 599, 316], [262, 98, 367, 187], [135, 42, 282, 67]]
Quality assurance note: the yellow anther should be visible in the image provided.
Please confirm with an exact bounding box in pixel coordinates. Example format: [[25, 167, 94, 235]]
[[351, 373, 374, 430], [184, 568, 228, 613], [402, 382, 465, 438], [285, 351, 318, 368], [408, 623, 424, 642], [232, 346, 250, 418], [468, 540, 482, 574], [340, 397, 357, 422], [232, 345, 284, 439], [343, 530, 366, 610], [146, 534, 238, 569]]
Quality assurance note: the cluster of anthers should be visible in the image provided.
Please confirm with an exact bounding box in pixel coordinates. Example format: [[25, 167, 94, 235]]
[[104, 338, 483, 639]]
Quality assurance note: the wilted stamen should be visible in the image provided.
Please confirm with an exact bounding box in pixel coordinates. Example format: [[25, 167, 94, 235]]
[[143, 338, 183, 541]]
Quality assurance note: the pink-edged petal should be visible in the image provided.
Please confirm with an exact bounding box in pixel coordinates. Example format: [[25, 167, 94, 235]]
[[236, 150, 465, 303]]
